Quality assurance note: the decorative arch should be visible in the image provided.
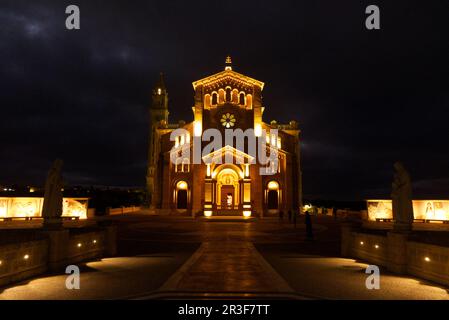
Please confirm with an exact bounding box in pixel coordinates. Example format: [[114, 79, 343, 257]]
[[174, 180, 189, 209], [213, 164, 243, 209], [225, 86, 232, 102], [204, 93, 211, 108], [231, 89, 239, 104], [246, 94, 253, 109], [211, 92, 218, 105], [266, 180, 280, 210], [239, 91, 246, 106], [218, 89, 225, 104]]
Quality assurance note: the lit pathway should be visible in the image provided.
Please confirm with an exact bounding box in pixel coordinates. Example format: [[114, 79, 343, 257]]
[[0, 216, 448, 299], [258, 249, 449, 300], [158, 241, 294, 295], [0, 254, 194, 300]]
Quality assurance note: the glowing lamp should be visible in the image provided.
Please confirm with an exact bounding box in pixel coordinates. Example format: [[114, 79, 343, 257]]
[[177, 181, 188, 190], [267, 181, 279, 190], [374, 245, 379, 249], [243, 211, 252, 217], [204, 211, 212, 217], [24, 254, 29, 260], [77, 243, 82, 248], [424, 257, 431, 262], [360, 241, 364, 245]]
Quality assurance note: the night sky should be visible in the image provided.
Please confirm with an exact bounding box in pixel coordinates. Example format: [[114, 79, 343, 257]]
[[1, 0, 448, 200]]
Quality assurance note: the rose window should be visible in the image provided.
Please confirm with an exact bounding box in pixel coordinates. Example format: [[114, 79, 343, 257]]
[[220, 113, 236, 128]]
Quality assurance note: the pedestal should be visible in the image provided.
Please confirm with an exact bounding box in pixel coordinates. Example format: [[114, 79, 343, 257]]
[[341, 222, 358, 257], [103, 225, 117, 256], [41, 229, 70, 272], [43, 217, 63, 230], [393, 222, 412, 232], [387, 231, 409, 274]]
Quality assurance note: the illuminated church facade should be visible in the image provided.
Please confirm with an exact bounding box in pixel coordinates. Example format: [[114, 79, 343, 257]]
[[146, 58, 302, 217]]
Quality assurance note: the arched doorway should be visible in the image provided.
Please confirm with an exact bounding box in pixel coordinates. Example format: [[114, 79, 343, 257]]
[[176, 181, 188, 209], [216, 167, 240, 210], [267, 181, 279, 210]]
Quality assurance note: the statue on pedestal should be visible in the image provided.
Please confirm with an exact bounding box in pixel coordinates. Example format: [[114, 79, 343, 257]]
[[391, 161, 414, 232], [42, 159, 64, 228]]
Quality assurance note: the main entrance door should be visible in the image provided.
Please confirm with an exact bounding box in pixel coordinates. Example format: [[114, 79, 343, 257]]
[[221, 185, 234, 209], [215, 167, 240, 214]]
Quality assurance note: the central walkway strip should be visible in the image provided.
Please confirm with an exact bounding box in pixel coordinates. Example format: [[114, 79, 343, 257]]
[[159, 241, 294, 294]]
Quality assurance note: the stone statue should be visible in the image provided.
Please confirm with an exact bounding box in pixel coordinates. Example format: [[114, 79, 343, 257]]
[[391, 161, 414, 231], [42, 159, 64, 225]]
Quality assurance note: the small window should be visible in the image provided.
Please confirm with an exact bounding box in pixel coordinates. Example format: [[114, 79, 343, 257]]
[[239, 93, 245, 105], [176, 181, 188, 209], [225, 88, 232, 102], [212, 93, 218, 105]]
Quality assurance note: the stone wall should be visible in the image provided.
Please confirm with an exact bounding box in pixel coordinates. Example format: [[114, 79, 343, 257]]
[[67, 231, 105, 265], [0, 226, 116, 288], [350, 232, 388, 267], [407, 241, 449, 286], [342, 226, 449, 287], [0, 239, 48, 287]]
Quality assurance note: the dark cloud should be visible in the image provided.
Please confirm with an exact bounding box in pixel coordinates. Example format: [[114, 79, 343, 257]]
[[0, 0, 448, 199]]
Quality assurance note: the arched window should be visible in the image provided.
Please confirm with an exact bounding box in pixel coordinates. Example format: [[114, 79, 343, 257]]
[[204, 94, 211, 108], [225, 88, 232, 102], [218, 89, 225, 104], [239, 92, 246, 105], [232, 89, 239, 103], [246, 94, 253, 108], [211, 92, 218, 105], [267, 181, 279, 209], [176, 181, 188, 209]]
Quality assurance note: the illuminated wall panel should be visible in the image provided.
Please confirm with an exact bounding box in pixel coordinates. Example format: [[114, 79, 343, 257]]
[[244, 183, 251, 203], [0, 197, 88, 219], [205, 183, 212, 203], [366, 200, 449, 222]]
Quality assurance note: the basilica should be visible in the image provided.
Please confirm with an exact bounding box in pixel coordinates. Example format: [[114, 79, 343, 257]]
[[146, 58, 302, 217]]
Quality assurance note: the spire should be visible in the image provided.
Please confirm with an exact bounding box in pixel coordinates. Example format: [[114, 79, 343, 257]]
[[155, 72, 166, 94], [225, 55, 232, 71], [152, 72, 168, 112]]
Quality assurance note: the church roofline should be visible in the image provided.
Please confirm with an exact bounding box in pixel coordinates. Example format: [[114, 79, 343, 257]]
[[202, 145, 255, 163], [192, 69, 265, 91]]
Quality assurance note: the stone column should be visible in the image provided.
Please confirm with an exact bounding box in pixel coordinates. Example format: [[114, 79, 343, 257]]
[[341, 222, 359, 257], [387, 231, 409, 274], [103, 225, 117, 256], [41, 229, 70, 272]]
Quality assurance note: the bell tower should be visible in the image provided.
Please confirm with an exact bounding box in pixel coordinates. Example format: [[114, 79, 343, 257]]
[[151, 72, 169, 123], [146, 73, 169, 208]]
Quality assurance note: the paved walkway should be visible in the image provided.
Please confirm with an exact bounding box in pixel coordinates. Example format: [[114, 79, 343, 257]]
[[0, 216, 448, 299], [160, 241, 293, 294]]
